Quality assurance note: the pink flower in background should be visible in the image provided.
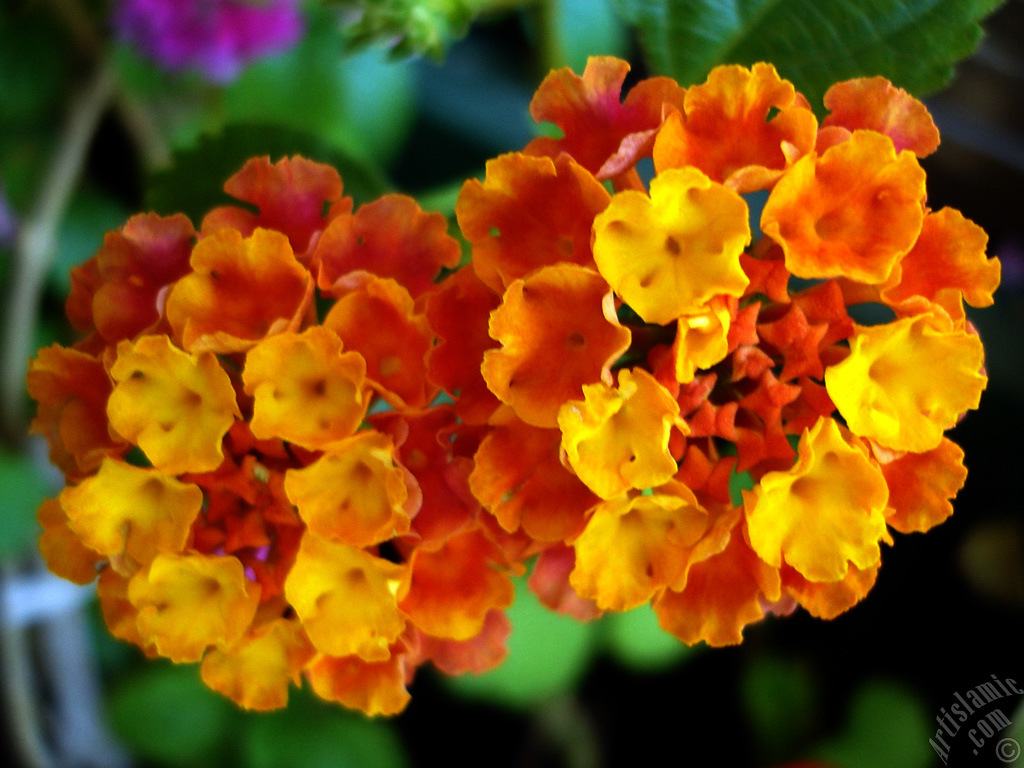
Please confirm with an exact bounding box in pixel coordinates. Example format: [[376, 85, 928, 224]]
[[113, 0, 305, 83]]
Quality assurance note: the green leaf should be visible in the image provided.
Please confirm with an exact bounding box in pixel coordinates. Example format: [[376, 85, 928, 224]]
[[619, 0, 1006, 108], [444, 574, 597, 709], [144, 124, 390, 224], [813, 679, 932, 768], [242, 690, 408, 768], [600, 602, 694, 672], [0, 450, 49, 558], [543, 0, 630, 72], [108, 663, 238, 767], [741, 654, 819, 761], [223, 9, 415, 167]]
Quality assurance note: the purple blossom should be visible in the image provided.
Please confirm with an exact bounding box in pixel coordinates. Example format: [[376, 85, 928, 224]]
[[113, 0, 306, 83]]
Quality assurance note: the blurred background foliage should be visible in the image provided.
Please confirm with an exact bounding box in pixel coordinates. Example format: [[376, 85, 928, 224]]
[[1, 1, 1023, 767]]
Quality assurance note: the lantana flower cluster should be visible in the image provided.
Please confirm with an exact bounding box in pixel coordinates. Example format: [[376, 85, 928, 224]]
[[28, 58, 999, 715]]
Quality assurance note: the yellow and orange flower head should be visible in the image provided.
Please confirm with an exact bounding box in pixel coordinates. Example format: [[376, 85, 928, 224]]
[[26, 58, 1001, 714]]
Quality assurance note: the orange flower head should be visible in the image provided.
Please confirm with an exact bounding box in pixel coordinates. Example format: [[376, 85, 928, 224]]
[[107, 335, 240, 474], [744, 417, 890, 582], [166, 227, 313, 353], [824, 311, 986, 452], [559, 367, 685, 500], [243, 326, 368, 450], [671, 297, 733, 384], [481, 263, 631, 428], [592, 166, 750, 326], [761, 130, 926, 284], [652, 62, 817, 192], [456, 152, 610, 293]]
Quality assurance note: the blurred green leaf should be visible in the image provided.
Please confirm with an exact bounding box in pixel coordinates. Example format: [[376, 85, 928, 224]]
[[145, 124, 390, 223], [109, 663, 238, 767], [243, 691, 408, 768], [223, 10, 415, 167], [0, 450, 49, 558], [741, 654, 819, 761], [0, 13, 70, 127], [445, 574, 596, 709], [618, 0, 1006, 109], [50, 192, 129, 294], [543, 0, 630, 71], [814, 679, 932, 768], [601, 602, 693, 672]]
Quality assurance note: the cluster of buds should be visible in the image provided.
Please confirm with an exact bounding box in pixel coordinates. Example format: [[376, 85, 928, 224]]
[[28, 57, 999, 715]]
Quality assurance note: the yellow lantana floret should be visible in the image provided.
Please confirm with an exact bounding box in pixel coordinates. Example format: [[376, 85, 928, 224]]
[[592, 166, 750, 326], [672, 297, 732, 383], [824, 311, 986, 452], [60, 458, 202, 572], [559, 367, 686, 500], [284, 533, 408, 662], [128, 552, 260, 663], [570, 481, 710, 611], [107, 335, 240, 475], [744, 417, 889, 583], [284, 430, 415, 548], [244, 326, 368, 450]]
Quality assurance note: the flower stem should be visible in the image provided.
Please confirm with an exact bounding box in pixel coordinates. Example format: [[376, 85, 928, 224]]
[[0, 58, 117, 443]]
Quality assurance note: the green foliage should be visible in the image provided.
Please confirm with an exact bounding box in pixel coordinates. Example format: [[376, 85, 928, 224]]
[[0, 450, 49, 558], [617, 0, 1007, 108], [242, 690, 408, 768], [50, 193, 129, 294], [445, 575, 596, 708], [600, 602, 693, 671], [109, 663, 238, 767], [813, 679, 933, 768], [741, 654, 820, 761]]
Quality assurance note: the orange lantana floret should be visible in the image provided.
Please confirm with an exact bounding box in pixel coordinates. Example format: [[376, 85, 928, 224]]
[[323, 276, 435, 408], [400, 526, 515, 641], [128, 552, 261, 663], [570, 481, 711, 612], [283, 532, 408, 662], [243, 326, 368, 450], [59, 458, 202, 572], [166, 227, 314, 353], [107, 335, 240, 474], [592, 166, 750, 326], [283, 430, 416, 548], [760, 130, 926, 284], [652, 62, 817, 192], [524, 55, 687, 179], [481, 263, 631, 428], [201, 155, 349, 257], [822, 77, 940, 158], [313, 194, 461, 299], [456, 152, 610, 293]]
